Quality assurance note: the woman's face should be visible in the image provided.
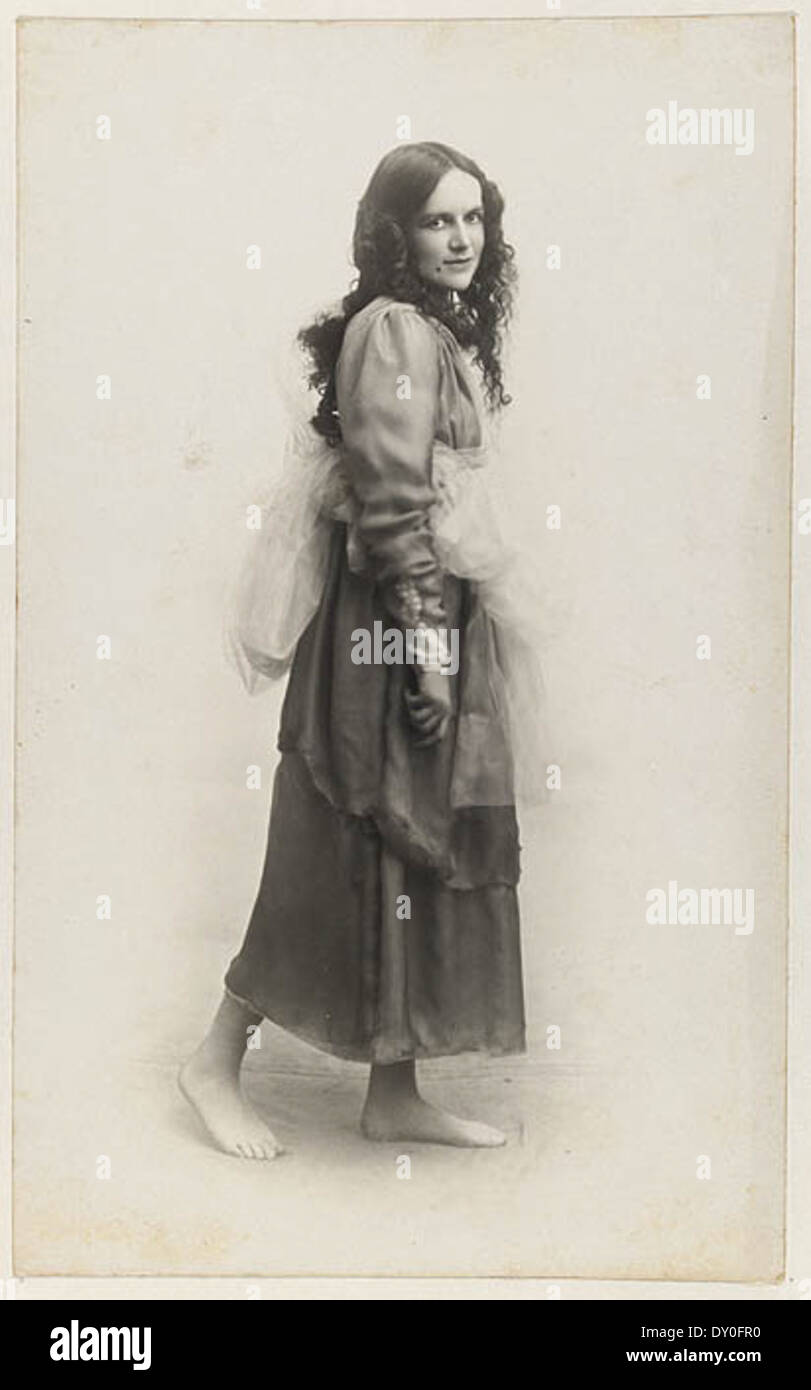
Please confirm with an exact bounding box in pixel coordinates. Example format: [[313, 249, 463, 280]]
[[407, 168, 485, 293]]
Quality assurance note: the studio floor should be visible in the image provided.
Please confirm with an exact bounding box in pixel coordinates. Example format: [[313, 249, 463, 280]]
[[12, 1022, 780, 1282]]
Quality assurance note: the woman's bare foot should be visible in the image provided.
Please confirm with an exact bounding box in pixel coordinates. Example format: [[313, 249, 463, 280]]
[[179, 1052, 282, 1159], [179, 993, 283, 1159], [360, 1059, 506, 1148], [361, 1093, 506, 1147]]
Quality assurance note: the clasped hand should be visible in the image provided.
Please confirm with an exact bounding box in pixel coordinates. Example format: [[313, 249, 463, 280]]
[[405, 668, 452, 748]]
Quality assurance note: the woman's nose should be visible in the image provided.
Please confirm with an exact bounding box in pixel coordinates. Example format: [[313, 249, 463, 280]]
[[448, 221, 471, 250]]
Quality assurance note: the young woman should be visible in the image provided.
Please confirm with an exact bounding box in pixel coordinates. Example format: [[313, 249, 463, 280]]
[[181, 141, 532, 1157]]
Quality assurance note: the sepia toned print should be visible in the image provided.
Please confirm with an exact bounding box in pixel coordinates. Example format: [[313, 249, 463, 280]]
[[13, 14, 792, 1281]]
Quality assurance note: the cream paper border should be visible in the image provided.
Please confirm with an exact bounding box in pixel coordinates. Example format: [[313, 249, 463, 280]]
[[0, 0, 807, 1303]]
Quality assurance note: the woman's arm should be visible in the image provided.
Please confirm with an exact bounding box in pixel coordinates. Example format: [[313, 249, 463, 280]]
[[336, 301, 452, 742], [336, 301, 446, 626]]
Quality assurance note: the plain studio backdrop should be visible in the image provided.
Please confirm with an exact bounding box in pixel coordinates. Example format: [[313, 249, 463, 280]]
[[15, 15, 792, 1278]]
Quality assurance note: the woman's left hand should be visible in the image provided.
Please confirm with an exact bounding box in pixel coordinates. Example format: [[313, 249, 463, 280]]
[[405, 670, 452, 748]]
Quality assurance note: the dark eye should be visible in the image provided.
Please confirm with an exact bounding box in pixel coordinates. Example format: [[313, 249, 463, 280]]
[[466, 210, 483, 224]]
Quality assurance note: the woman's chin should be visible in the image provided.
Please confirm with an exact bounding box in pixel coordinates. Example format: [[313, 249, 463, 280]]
[[426, 273, 475, 294]]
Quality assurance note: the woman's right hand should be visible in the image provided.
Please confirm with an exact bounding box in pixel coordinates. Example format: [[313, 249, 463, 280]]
[[404, 669, 452, 748]]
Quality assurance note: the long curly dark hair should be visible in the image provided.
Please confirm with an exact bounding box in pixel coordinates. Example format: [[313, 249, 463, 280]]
[[299, 141, 517, 444]]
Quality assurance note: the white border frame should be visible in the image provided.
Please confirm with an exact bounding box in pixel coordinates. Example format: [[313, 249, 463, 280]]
[[1, 1, 807, 1302]]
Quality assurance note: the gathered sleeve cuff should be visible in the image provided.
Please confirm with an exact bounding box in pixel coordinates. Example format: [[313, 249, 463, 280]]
[[335, 302, 446, 630]]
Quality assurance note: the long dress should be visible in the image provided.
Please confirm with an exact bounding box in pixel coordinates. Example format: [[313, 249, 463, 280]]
[[224, 294, 526, 1063]]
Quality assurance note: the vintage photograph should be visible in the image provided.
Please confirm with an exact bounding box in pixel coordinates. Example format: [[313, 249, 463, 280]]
[[184, 137, 542, 1158], [13, 14, 794, 1282]]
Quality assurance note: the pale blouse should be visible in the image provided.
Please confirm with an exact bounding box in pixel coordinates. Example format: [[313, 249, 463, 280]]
[[335, 295, 485, 631]]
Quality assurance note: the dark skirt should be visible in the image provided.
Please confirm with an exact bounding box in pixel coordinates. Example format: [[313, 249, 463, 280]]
[[225, 751, 526, 1062], [225, 525, 526, 1064]]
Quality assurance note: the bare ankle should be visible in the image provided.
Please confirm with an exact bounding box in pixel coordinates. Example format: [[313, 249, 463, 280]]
[[365, 1059, 419, 1106]]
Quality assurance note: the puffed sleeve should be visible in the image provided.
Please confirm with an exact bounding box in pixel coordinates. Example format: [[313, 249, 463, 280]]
[[335, 302, 446, 629]]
